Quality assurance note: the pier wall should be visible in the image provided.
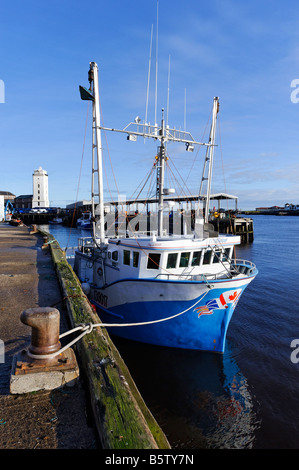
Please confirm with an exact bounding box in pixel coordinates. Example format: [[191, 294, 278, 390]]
[[210, 217, 254, 243], [0, 223, 97, 449], [40, 229, 170, 449]]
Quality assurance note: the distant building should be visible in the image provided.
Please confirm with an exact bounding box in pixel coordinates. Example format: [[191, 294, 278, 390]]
[[14, 194, 33, 209], [255, 206, 283, 212], [285, 203, 299, 211], [0, 192, 15, 219], [0, 196, 4, 220], [0, 191, 16, 204], [256, 204, 299, 212], [32, 167, 49, 208], [66, 200, 92, 210]]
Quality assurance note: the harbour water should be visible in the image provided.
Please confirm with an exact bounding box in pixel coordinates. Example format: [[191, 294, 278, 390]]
[[40, 215, 299, 449]]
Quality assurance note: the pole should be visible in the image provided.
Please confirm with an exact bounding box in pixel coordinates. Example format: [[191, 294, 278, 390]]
[[158, 109, 165, 236], [204, 97, 219, 224], [91, 62, 105, 244]]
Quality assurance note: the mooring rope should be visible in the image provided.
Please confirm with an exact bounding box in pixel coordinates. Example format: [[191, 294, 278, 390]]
[[26, 289, 212, 360]]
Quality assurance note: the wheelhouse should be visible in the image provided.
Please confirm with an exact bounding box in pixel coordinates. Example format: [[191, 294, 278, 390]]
[[102, 235, 239, 282]]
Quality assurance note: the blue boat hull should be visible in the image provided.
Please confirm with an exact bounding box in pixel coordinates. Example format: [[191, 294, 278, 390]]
[[77, 222, 92, 229], [90, 279, 253, 353]]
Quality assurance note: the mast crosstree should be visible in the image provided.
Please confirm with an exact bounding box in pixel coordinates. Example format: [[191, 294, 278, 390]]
[[80, 62, 218, 238]]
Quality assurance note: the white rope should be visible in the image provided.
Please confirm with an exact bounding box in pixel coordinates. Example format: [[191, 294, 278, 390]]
[[27, 289, 211, 360]]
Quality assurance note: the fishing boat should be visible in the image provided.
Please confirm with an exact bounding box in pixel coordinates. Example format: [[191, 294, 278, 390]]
[[73, 62, 258, 353], [76, 211, 92, 229]]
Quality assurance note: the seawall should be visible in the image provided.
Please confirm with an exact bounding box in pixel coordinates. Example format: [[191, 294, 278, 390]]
[[39, 228, 170, 449], [0, 222, 169, 449]]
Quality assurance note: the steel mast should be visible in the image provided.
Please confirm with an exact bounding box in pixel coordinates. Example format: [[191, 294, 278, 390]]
[[80, 62, 106, 245], [157, 109, 166, 236], [80, 62, 215, 240], [199, 97, 219, 224]]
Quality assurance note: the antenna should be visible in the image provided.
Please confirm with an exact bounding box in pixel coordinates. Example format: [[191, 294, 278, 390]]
[[166, 55, 170, 127], [145, 24, 153, 124], [184, 88, 187, 133], [155, 0, 159, 127]]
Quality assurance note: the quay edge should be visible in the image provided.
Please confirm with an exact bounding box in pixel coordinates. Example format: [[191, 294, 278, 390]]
[[39, 228, 170, 450]]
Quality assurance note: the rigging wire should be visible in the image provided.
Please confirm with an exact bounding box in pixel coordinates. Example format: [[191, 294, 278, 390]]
[[184, 105, 213, 189], [217, 115, 229, 211], [98, 93, 120, 200], [217, 114, 236, 260], [65, 102, 90, 252]]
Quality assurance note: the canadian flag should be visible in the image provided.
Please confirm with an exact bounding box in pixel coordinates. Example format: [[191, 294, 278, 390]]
[[218, 289, 242, 309], [194, 288, 243, 319]]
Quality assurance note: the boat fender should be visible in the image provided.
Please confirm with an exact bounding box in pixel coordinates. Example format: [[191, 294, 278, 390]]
[[81, 282, 91, 295], [97, 266, 103, 277]]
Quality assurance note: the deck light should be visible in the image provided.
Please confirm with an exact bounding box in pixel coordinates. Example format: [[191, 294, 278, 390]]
[[186, 143, 194, 152], [127, 134, 137, 141]]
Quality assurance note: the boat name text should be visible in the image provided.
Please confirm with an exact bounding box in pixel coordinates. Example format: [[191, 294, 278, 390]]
[[94, 290, 108, 308]]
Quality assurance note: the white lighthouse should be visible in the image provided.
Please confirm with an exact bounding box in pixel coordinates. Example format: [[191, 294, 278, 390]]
[[32, 167, 49, 208]]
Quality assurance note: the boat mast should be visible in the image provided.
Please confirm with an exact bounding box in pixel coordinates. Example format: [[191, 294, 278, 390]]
[[88, 62, 105, 244], [80, 62, 214, 242], [157, 109, 166, 236], [199, 96, 219, 224], [96, 115, 209, 237]]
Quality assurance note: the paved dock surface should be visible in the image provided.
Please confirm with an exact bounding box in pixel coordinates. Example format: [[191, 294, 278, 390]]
[[0, 223, 98, 449]]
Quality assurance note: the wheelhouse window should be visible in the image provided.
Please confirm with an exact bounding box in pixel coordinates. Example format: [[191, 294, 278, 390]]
[[191, 251, 202, 266], [112, 251, 118, 261], [133, 251, 139, 268], [147, 253, 161, 270], [166, 253, 178, 269], [213, 249, 222, 263], [179, 252, 190, 268], [223, 248, 231, 262], [123, 250, 130, 266], [203, 249, 212, 265]]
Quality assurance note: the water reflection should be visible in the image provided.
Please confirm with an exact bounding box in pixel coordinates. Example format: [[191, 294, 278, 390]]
[[113, 337, 260, 449], [43, 223, 261, 449]]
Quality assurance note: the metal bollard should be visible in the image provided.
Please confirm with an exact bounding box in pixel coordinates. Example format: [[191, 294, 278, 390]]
[[11, 307, 79, 393], [30, 224, 37, 234], [21, 307, 61, 359], [42, 235, 48, 248]]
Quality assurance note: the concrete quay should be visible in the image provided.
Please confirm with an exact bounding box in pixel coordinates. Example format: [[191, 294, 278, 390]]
[[0, 222, 169, 450], [0, 223, 97, 449]]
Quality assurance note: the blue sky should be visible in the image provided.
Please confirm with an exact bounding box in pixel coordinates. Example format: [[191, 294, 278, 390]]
[[1, 0, 299, 210]]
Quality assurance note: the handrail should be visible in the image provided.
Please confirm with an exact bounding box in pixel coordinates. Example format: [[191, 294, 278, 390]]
[[232, 259, 256, 269], [207, 243, 233, 276], [154, 270, 228, 282], [153, 258, 257, 281], [232, 259, 257, 269], [231, 259, 257, 276]]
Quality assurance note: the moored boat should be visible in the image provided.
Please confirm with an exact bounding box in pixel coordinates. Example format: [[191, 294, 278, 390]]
[[76, 211, 92, 229], [49, 216, 63, 224], [74, 62, 258, 353]]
